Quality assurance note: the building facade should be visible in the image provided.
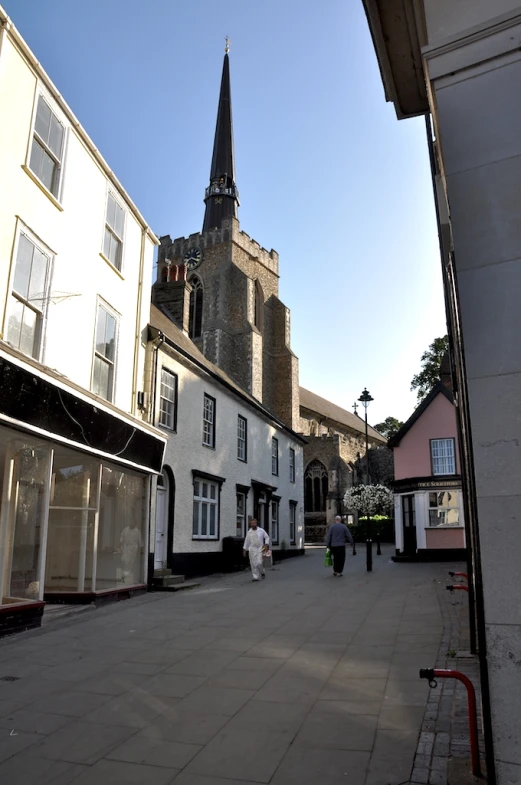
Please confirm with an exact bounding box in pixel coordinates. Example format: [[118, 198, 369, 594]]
[[145, 305, 305, 577], [362, 2, 521, 780], [0, 9, 165, 633], [299, 387, 386, 540], [390, 382, 465, 559]]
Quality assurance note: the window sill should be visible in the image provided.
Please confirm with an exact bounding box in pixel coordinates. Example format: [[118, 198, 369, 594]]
[[21, 165, 64, 211], [238, 457, 247, 463], [99, 252, 125, 279], [426, 525, 464, 529], [192, 536, 219, 541], [159, 425, 177, 433], [203, 443, 216, 450]]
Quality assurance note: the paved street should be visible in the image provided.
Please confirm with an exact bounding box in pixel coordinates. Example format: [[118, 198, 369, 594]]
[[0, 547, 448, 785]]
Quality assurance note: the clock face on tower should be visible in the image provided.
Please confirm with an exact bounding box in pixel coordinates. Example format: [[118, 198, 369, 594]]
[[183, 247, 202, 271]]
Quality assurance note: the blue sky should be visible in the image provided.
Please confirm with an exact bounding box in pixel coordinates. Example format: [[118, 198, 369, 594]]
[[3, 0, 447, 426]]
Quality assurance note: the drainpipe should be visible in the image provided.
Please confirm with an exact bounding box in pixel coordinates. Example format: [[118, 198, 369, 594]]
[[424, 114, 496, 785]]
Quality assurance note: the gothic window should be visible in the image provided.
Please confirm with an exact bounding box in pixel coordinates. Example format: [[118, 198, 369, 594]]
[[254, 280, 263, 331], [304, 460, 328, 513], [189, 276, 203, 339]]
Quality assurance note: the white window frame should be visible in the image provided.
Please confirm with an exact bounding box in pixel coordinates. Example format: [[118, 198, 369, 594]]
[[27, 92, 67, 202], [271, 499, 279, 544], [237, 415, 247, 462], [428, 490, 460, 528], [236, 491, 246, 537], [193, 477, 219, 540], [159, 368, 177, 431], [203, 394, 216, 448], [102, 190, 126, 272], [91, 299, 119, 403], [431, 438, 456, 476], [5, 225, 54, 362], [289, 448, 295, 483], [271, 437, 279, 476]]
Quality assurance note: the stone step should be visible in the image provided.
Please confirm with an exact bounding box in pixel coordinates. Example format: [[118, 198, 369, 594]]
[[153, 568, 173, 577], [162, 580, 201, 593]]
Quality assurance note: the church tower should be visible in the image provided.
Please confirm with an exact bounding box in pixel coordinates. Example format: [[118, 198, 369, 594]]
[[153, 43, 299, 431]]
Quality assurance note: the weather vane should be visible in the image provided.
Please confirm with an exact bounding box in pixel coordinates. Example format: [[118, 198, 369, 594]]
[[225, 35, 230, 54]]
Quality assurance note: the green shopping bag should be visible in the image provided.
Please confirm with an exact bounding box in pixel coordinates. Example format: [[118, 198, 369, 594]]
[[324, 549, 333, 568]]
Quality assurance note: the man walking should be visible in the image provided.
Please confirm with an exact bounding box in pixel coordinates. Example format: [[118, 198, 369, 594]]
[[326, 515, 354, 576], [243, 518, 269, 582]]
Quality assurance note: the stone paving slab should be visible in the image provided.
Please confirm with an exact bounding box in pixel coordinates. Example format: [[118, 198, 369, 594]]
[[0, 547, 467, 784]]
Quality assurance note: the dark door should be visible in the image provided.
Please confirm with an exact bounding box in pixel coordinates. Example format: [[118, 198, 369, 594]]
[[402, 495, 417, 555]]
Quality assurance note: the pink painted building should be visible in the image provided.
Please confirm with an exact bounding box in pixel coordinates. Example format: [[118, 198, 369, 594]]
[[389, 382, 466, 559]]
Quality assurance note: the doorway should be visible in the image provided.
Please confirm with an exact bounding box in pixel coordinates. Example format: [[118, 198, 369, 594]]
[[154, 471, 169, 571], [402, 494, 417, 555]]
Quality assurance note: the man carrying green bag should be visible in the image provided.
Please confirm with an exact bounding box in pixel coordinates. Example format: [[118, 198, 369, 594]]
[[325, 515, 354, 576], [324, 549, 333, 568]]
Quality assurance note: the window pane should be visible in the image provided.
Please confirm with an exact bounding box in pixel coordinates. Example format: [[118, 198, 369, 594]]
[[20, 305, 37, 356], [35, 97, 51, 141], [209, 505, 216, 536], [95, 307, 107, 356], [106, 193, 116, 228], [103, 227, 112, 260], [50, 452, 99, 508], [193, 481, 200, 497], [193, 501, 199, 535], [210, 484, 216, 500], [201, 503, 208, 535], [13, 235, 33, 299], [202, 483, 208, 499], [429, 492, 437, 507], [104, 312, 116, 362], [28, 247, 48, 305], [39, 145, 56, 193], [7, 298, 23, 349], [49, 114, 64, 159], [114, 201, 124, 238], [93, 355, 110, 399]]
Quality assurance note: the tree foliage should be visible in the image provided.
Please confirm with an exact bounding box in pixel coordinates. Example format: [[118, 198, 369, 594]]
[[410, 335, 449, 401], [374, 416, 403, 441], [343, 484, 394, 516]]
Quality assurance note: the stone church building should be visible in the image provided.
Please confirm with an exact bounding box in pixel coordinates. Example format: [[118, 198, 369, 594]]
[[299, 388, 387, 541], [148, 45, 386, 568]]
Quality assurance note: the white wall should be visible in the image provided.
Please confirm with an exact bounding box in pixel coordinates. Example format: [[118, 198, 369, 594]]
[[0, 29, 155, 416], [151, 347, 305, 558]]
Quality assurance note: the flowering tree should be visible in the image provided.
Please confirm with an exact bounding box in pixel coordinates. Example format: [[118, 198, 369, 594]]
[[343, 484, 394, 517]]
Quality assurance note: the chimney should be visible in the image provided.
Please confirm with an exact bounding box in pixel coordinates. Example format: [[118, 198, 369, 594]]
[[152, 263, 192, 335]]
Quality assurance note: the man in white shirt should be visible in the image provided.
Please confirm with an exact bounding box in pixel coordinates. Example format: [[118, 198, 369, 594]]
[[243, 518, 270, 582]]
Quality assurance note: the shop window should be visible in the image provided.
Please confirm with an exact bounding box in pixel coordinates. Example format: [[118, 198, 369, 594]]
[[428, 491, 459, 527]]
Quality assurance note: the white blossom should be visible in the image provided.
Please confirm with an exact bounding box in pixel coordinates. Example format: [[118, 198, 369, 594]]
[[343, 484, 393, 516]]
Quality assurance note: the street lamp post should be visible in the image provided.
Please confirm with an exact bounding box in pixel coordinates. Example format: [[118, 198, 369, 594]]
[[358, 388, 374, 572]]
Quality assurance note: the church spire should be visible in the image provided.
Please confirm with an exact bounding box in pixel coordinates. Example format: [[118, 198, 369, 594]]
[[202, 39, 240, 233]]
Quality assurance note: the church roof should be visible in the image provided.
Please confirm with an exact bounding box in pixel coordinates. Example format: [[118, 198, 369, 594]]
[[150, 304, 305, 443], [299, 386, 386, 442]]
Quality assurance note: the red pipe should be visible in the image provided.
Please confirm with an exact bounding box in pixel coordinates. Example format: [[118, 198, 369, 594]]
[[419, 668, 482, 777], [449, 571, 468, 580], [447, 584, 469, 594]]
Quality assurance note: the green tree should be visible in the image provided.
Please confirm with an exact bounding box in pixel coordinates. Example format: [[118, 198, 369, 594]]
[[410, 335, 449, 402], [374, 416, 403, 441]]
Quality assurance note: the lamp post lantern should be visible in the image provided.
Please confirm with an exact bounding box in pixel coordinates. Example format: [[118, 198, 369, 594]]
[[358, 388, 374, 572]]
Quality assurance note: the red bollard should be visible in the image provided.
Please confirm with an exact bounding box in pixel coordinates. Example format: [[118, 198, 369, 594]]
[[447, 584, 469, 594], [419, 668, 482, 777]]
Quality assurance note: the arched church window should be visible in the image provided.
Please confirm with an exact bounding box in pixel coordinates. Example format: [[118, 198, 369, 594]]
[[304, 460, 328, 513], [254, 280, 263, 331], [189, 276, 203, 339]]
